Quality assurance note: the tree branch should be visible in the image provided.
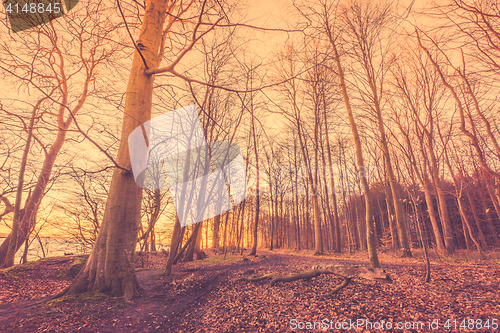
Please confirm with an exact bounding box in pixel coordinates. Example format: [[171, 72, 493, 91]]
[[146, 16, 223, 75], [117, 0, 149, 70], [237, 264, 391, 286]]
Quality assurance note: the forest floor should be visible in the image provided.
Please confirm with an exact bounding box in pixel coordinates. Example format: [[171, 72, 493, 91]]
[[0, 248, 499, 332]]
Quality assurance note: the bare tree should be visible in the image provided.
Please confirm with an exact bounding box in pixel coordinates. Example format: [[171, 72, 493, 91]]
[[0, 0, 123, 266], [55, 166, 112, 250], [317, 0, 381, 266], [274, 43, 324, 255], [337, 0, 411, 257], [63, 0, 226, 299], [390, 48, 450, 253]]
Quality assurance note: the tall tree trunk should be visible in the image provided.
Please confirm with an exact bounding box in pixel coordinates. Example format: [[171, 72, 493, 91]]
[[477, 184, 500, 247], [373, 95, 411, 257], [338, 143, 352, 252], [269, 193, 275, 250], [462, 213, 472, 250], [0, 82, 87, 265], [383, 185, 398, 250], [295, 118, 323, 254], [249, 98, 260, 256], [3, 99, 44, 267], [312, 92, 323, 255], [213, 215, 220, 249], [150, 230, 156, 252], [394, 62, 445, 253], [286, 60, 323, 254], [322, 96, 341, 252], [457, 195, 485, 257], [185, 223, 202, 261], [293, 138, 301, 250], [279, 192, 285, 249], [430, 160, 454, 253], [330, 39, 380, 268], [0, 116, 71, 265], [237, 199, 246, 253], [485, 178, 500, 226], [62, 0, 168, 300], [465, 189, 487, 249], [222, 212, 229, 254], [413, 195, 431, 282], [438, 119, 485, 257], [421, 180, 445, 251]]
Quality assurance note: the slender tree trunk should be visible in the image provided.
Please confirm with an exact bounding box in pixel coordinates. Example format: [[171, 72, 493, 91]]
[[1, 132, 68, 265], [185, 223, 202, 261], [164, 222, 185, 269], [465, 190, 487, 249], [222, 212, 229, 254], [296, 120, 323, 254], [21, 238, 29, 264], [354, 192, 366, 251], [439, 120, 485, 258], [293, 139, 301, 250], [0, 96, 77, 266], [375, 104, 411, 257], [250, 101, 260, 256], [4, 99, 43, 267], [462, 214, 472, 250], [330, 40, 380, 268], [414, 196, 431, 282], [338, 144, 351, 252], [150, 231, 156, 252], [213, 215, 220, 249], [431, 168, 454, 253], [485, 179, 500, 225], [376, 195, 385, 246], [269, 192, 275, 250], [383, 185, 398, 250], [312, 95, 323, 254], [477, 185, 500, 247], [457, 195, 485, 257], [206, 218, 208, 249], [279, 192, 285, 249], [237, 199, 246, 253], [421, 179, 445, 251], [322, 98, 341, 252]]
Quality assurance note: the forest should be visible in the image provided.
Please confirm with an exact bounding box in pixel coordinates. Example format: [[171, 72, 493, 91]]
[[0, 0, 499, 332]]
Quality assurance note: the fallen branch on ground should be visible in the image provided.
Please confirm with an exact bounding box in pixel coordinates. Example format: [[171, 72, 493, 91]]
[[236, 264, 392, 295]]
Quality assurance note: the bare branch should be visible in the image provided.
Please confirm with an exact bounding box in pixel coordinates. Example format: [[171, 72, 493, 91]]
[[117, 0, 149, 69]]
